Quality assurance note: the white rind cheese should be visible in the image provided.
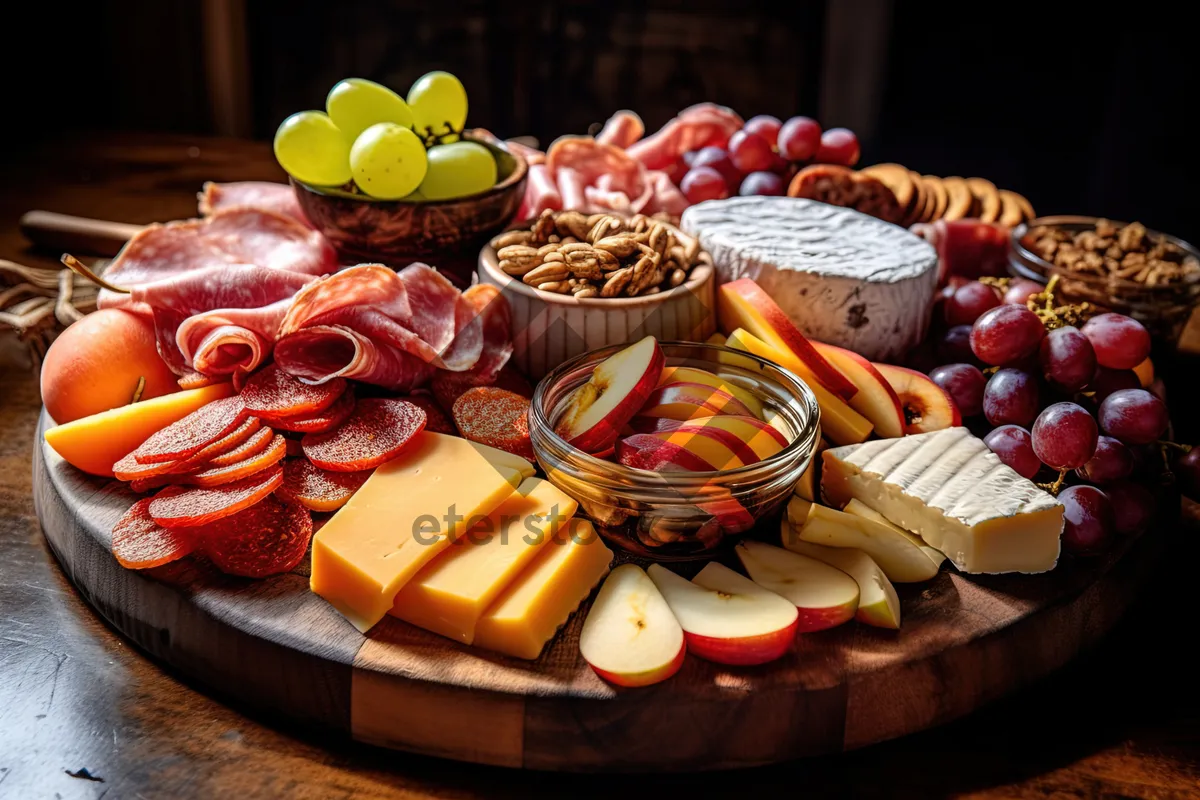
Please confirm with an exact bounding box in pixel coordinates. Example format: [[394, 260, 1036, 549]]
[[821, 427, 1063, 574], [681, 197, 938, 361]]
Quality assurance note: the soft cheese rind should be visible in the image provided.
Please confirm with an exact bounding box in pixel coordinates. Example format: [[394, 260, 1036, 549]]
[[681, 197, 938, 361], [821, 427, 1063, 574]]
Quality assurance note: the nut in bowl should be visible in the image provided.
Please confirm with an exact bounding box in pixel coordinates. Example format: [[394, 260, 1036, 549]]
[[529, 338, 820, 559]]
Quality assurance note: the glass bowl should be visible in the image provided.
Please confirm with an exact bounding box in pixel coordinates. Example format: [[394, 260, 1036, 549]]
[[1009, 215, 1200, 346], [529, 341, 821, 560]]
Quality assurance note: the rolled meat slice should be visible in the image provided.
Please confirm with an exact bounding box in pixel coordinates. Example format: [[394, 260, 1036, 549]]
[[624, 103, 742, 171], [273, 324, 437, 391], [519, 164, 562, 220], [178, 299, 295, 377], [557, 166, 587, 211], [595, 110, 645, 149], [199, 181, 312, 228]]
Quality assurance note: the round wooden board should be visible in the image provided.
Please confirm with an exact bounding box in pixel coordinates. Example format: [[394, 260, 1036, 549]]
[[32, 410, 1162, 772]]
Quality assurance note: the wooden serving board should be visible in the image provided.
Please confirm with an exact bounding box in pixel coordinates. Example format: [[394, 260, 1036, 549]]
[[32, 410, 1163, 772]]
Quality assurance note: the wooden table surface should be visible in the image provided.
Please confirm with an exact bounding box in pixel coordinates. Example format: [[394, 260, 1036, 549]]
[[2, 134, 1199, 799]]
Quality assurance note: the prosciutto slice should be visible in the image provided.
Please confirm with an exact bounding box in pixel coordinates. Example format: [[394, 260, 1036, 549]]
[[595, 110, 645, 149], [199, 181, 312, 228], [625, 103, 742, 171], [460, 283, 513, 381]]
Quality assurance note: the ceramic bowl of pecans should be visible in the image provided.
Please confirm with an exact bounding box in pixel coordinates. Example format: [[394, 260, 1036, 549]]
[[477, 210, 716, 379], [1010, 215, 1200, 346]]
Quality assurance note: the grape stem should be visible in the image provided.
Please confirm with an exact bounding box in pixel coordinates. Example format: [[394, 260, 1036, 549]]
[[61, 254, 129, 294], [1036, 469, 1068, 496], [1160, 440, 1191, 453]]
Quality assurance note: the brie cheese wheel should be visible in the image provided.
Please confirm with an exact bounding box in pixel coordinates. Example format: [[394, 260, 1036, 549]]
[[821, 427, 1063, 574], [681, 197, 938, 361]]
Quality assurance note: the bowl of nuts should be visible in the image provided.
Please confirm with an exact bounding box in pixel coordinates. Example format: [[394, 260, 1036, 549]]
[[477, 209, 716, 379], [1010, 215, 1200, 347]]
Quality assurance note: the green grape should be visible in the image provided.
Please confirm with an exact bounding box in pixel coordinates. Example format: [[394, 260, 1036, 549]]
[[326, 77, 413, 142], [349, 122, 428, 199], [273, 111, 352, 186], [401, 189, 427, 202], [418, 142, 497, 200], [407, 71, 468, 141]]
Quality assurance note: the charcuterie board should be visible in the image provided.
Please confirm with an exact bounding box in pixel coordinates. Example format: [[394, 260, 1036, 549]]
[[33, 410, 1162, 772]]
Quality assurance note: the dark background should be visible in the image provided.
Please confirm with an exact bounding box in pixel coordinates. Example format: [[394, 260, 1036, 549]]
[[3, 0, 1199, 243]]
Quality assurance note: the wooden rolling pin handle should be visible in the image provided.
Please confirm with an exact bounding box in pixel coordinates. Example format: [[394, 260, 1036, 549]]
[[19, 211, 146, 258]]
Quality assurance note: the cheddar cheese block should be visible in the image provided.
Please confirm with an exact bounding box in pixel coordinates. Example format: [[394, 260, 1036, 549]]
[[390, 477, 578, 643], [474, 519, 613, 660], [310, 432, 533, 632], [821, 427, 1063, 574]]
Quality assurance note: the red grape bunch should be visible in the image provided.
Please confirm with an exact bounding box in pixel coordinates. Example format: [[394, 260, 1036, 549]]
[[678, 114, 860, 204]]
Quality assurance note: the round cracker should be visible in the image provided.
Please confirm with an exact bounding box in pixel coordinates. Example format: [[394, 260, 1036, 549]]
[[966, 177, 1001, 222], [996, 191, 1024, 227], [922, 175, 948, 221], [904, 169, 928, 226], [942, 177, 973, 221], [1000, 189, 1035, 221], [860, 163, 914, 209]]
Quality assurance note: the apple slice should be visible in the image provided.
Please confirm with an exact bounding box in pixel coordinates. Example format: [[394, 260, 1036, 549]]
[[736, 540, 859, 632], [694, 485, 756, 534], [638, 382, 755, 421], [796, 503, 941, 583], [717, 279, 858, 400], [725, 328, 873, 446], [872, 363, 962, 435], [647, 563, 798, 665], [794, 437, 829, 502], [843, 499, 946, 569], [812, 342, 905, 439], [780, 519, 900, 629], [787, 494, 813, 527], [556, 336, 665, 453], [629, 425, 747, 470], [630, 414, 783, 466], [658, 366, 766, 419], [616, 434, 722, 472], [579, 564, 686, 687]]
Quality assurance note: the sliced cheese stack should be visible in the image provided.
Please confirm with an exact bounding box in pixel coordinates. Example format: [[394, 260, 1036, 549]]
[[821, 427, 1064, 574]]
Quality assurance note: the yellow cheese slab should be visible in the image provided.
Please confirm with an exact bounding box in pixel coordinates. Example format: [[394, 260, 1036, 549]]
[[389, 477, 578, 643], [310, 432, 525, 632], [474, 519, 613, 660], [43, 382, 234, 477]]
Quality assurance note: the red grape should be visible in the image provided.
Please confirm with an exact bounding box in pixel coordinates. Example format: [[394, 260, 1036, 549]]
[[815, 127, 860, 166], [680, 166, 730, 204], [970, 304, 1045, 365], [1089, 366, 1140, 403], [742, 115, 782, 148], [1173, 447, 1200, 502], [1039, 325, 1096, 393], [778, 116, 822, 162], [1059, 484, 1114, 555], [728, 130, 776, 173], [1031, 402, 1098, 470], [690, 146, 741, 188], [1098, 388, 1168, 445], [1104, 481, 1156, 534], [984, 425, 1041, 479], [982, 368, 1040, 427], [1081, 313, 1151, 370], [682, 150, 698, 167], [739, 171, 784, 196], [936, 325, 979, 365], [944, 282, 1001, 327], [929, 363, 985, 417], [1003, 278, 1043, 305], [1075, 435, 1133, 485]]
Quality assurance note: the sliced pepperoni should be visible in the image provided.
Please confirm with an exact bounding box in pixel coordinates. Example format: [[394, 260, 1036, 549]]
[[301, 398, 426, 472], [277, 458, 372, 512], [198, 496, 313, 578], [268, 389, 355, 433], [148, 464, 283, 527], [205, 425, 277, 468], [452, 387, 535, 462], [241, 363, 346, 420], [115, 417, 262, 482], [430, 364, 533, 416], [133, 396, 248, 464], [184, 434, 286, 488], [111, 499, 198, 569], [403, 394, 455, 435]]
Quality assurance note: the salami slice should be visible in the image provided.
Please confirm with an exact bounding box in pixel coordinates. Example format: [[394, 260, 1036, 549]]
[[111, 499, 198, 569], [199, 181, 311, 228], [114, 416, 261, 481], [269, 389, 355, 433], [277, 458, 372, 512], [301, 398, 426, 472], [403, 395, 455, 435], [198, 496, 313, 578], [452, 387, 535, 462], [148, 464, 283, 527], [185, 434, 287, 488], [241, 363, 346, 419], [133, 396, 248, 464], [431, 364, 533, 415]]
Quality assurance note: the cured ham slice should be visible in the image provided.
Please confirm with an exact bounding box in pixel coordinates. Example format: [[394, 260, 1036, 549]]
[[199, 181, 312, 228], [504, 139, 546, 167], [547, 137, 642, 196], [178, 300, 294, 377], [595, 110, 645, 149], [557, 166, 587, 212], [460, 283, 513, 382], [625, 103, 742, 171], [274, 324, 437, 391], [519, 163, 562, 220]]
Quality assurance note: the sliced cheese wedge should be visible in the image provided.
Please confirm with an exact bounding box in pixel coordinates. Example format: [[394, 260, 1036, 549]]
[[794, 503, 941, 583], [843, 498, 946, 569], [822, 427, 1063, 574]]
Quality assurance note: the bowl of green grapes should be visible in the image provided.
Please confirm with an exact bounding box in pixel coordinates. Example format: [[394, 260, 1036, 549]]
[[276, 71, 528, 266]]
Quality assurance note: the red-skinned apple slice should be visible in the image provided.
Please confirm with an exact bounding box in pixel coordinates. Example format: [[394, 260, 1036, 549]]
[[638, 382, 755, 421], [812, 342, 905, 439], [616, 434, 721, 472], [736, 540, 859, 632], [657, 366, 766, 419], [647, 562, 799, 666], [694, 485, 756, 534], [717, 279, 858, 401], [579, 564, 686, 687], [872, 362, 962, 435], [556, 336, 665, 453], [627, 417, 755, 468]]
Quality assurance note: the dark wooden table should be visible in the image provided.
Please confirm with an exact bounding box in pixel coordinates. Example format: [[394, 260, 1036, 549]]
[[2, 134, 1199, 799]]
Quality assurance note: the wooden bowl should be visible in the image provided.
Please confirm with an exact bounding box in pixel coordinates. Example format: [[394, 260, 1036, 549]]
[[292, 132, 528, 269], [478, 230, 717, 380]]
